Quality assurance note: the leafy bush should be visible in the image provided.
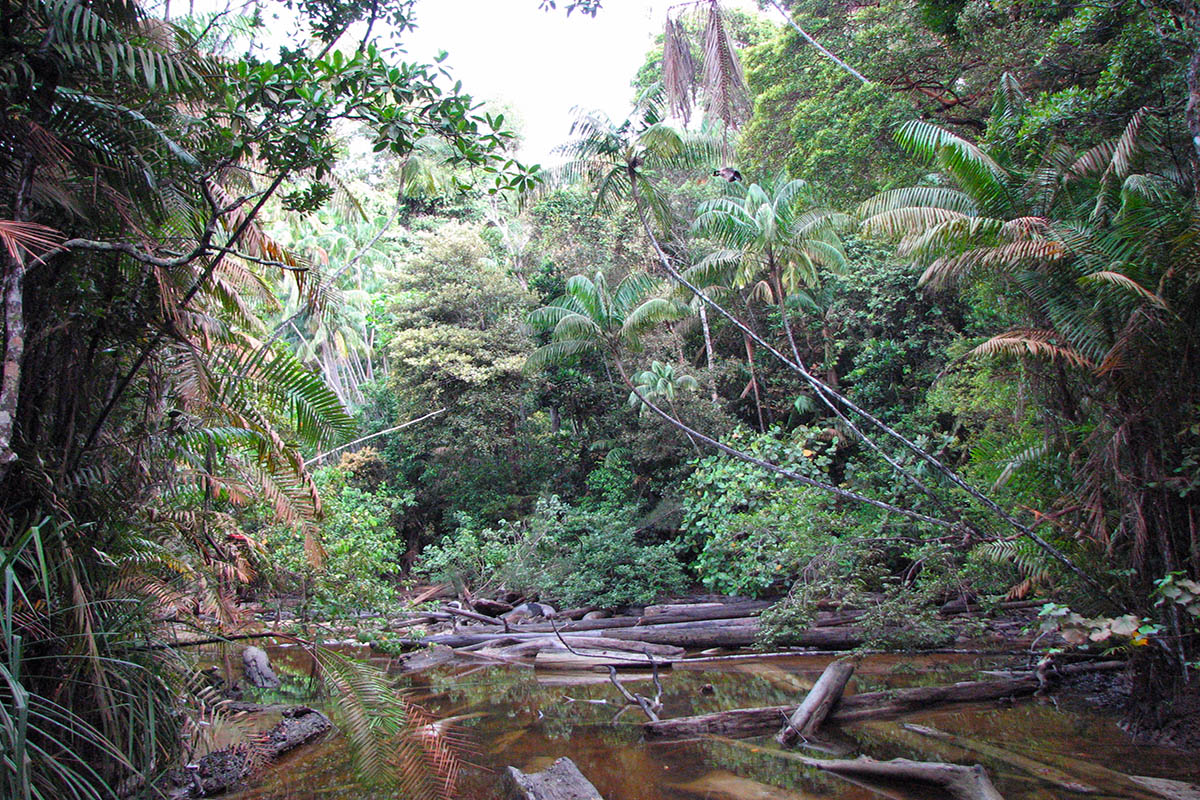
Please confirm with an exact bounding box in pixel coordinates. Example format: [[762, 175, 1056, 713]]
[[677, 426, 860, 597], [419, 494, 687, 608], [266, 467, 413, 618]]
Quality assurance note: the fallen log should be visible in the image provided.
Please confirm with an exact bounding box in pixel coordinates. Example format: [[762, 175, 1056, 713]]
[[400, 630, 691, 651], [801, 756, 1005, 800], [472, 598, 514, 616], [593, 618, 767, 648], [489, 636, 684, 659], [900, 723, 1100, 794], [534, 648, 671, 671], [171, 706, 331, 797], [776, 659, 855, 746], [643, 661, 1125, 740], [517, 607, 856, 634], [414, 619, 862, 650], [504, 756, 604, 800], [641, 600, 772, 623], [443, 604, 507, 628], [553, 606, 599, 620]]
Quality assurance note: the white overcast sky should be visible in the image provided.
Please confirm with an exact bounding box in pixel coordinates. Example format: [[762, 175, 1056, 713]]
[[400, 1, 672, 163], [195, 0, 770, 163]]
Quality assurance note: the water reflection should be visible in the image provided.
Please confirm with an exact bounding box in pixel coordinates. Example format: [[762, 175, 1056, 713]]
[[221, 651, 1199, 800]]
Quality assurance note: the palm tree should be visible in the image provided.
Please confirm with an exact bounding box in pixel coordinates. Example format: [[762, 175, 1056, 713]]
[[525, 271, 689, 380], [542, 94, 998, 544], [688, 173, 849, 422], [554, 87, 719, 240], [628, 360, 700, 417], [859, 91, 1200, 696]]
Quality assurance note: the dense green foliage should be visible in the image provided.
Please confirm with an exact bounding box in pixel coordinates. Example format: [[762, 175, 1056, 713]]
[[1, 0, 1198, 791]]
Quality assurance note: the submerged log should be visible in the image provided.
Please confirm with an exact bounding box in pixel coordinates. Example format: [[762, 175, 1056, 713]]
[[669, 769, 810, 800], [1130, 776, 1200, 800], [900, 723, 1100, 794], [643, 661, 1125, 740], [801, 756, 1005, 800], [504, 757, 604, 800], [903, 725, 1200, 800], [776, 659, 855, 746]]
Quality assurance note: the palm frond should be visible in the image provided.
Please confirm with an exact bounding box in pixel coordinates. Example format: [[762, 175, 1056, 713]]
[[523, 339, 597, 373], [860, 206, 970, 238], [662, 16, 697, 124], [700, 0, 751, 132], [0, 220, 65, 265], [1079, 270, 1166, 307], [622, 297, 689, 341], [857, 186, 977, 218], [970, 329, 1093, 369], [895, 120, 1010, 213]]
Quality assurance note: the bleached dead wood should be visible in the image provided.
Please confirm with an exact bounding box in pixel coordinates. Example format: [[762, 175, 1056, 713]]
[[643, 661, 1125, 740], [533, 648, 670, 671], [776, 659, 855, 746], [800, 756, 1005, 800], [504, 757, 604, 800]]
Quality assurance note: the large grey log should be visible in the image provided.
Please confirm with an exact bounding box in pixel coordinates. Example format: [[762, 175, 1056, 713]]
[[241, 645, 281, 688], [504, 757, 604, 800], [416, 618, 864, 650], [800, 756, 1005, 800]]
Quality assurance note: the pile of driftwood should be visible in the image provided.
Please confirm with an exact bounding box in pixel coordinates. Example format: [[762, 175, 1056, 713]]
[[387, 595, 1044, 672]]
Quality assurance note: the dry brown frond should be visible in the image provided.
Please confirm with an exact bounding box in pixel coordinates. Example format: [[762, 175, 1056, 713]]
[[999, 216, 1051, 239], [701, 0, 751, 133], [208, 180, 307, 275], [1082, 270, 1167, 308], [663, 16, 697, 124], [920, 240, 1065, 287], [0, 219, 65, 265], [860, 207, 968, 238], [970, 329, 1094, 369]]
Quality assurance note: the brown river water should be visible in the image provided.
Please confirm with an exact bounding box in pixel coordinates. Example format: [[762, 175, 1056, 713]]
[[216, 645, 1200, 799]]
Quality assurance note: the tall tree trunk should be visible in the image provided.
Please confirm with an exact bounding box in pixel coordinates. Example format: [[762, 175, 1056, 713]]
[[1186, 21, 1200, 189], [697, 302, 719, 403], [0, 150, 38, 483], [743, 334, 765, 432], [822, 321, 838, 390]]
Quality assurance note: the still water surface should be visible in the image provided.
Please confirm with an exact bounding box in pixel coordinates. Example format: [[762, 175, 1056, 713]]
[[222, 647, 1199, 799]]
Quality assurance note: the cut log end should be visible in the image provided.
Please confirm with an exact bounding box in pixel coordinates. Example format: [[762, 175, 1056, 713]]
[[505, 757, 604, 800]]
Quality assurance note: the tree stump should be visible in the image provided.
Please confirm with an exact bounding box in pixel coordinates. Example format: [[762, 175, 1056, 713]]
[[242, 645, 281, 689]]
